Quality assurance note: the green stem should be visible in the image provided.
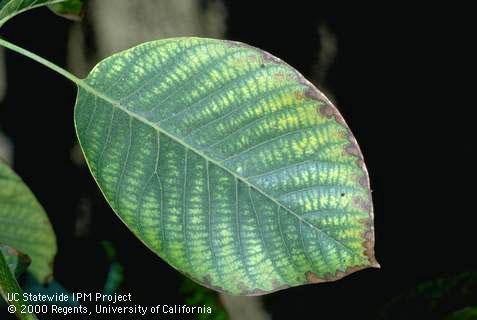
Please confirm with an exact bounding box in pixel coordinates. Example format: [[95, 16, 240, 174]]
[[0, 37, 117, 105], [0, 37, 82, 84]]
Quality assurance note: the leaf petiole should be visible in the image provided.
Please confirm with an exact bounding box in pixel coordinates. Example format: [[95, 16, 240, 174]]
[[0, 37, 82, 84]]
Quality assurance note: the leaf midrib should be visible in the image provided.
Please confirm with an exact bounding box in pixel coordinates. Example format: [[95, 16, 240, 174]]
[[76, 78, 363, 259]]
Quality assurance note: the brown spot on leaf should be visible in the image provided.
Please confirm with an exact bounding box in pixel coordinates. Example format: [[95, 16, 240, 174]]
[[236, 281, 291, 296], [306, 271, 326, 284], [196, 274, 230, 293], [345, 144, 361, 157], [358, 175, 369, 188], [353, 196, 371, 212], [259, 50, 284, 65], [318, 102, 349, 128], [247, 288, 271, 295], [237, 280, 250, 293], [271, 278, 282, 289], [305, 86, 323, 101], [319, 104, 335, 117]]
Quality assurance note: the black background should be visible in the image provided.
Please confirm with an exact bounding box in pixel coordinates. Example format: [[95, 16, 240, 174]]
[[0, 2, 474, 319]]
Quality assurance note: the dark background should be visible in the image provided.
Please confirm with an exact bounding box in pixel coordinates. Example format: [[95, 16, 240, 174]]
[[0, 2, 474, 319]]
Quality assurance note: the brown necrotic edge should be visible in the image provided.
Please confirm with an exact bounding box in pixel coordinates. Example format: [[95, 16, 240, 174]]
[[314, 85, 380, 271], [221, 40, 380, 292], [317, 101, 380, 270]]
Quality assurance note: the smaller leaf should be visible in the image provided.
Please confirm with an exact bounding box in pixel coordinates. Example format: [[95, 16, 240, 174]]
[[0, 247, 38, 320], [48, 0, 85, 21], [0, 0, 74, 27], [0, 244, 30, 278], [0, 161, 57, 283]]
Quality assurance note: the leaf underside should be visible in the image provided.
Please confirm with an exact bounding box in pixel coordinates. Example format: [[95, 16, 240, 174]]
[[74, 37, 378, 295], [0, 0, 73, 27], [0, 162, 57, 283]]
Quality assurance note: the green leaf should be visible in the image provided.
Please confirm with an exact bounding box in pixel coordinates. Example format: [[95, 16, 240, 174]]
[[0, 161, 57, 283], [74, 37, 378, 295], [48, 0, 85, 21], [0, 247, 38, 320], [0, 244, 30, 278], [0, 0, 71, 27]]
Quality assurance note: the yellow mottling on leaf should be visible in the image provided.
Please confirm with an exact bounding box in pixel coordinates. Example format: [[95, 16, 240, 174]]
[[304, 198, 313, 211]]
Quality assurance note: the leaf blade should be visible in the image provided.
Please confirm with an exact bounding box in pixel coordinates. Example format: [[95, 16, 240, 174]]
[[75, 37, 378, 295], [0, 162, 57, 283]]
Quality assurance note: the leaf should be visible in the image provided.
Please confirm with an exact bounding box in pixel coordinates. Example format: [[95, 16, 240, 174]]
[[74, 37, 378, 295], [48, 0, 85, 21], [0, 247, 38, 320], [0, 0, 72, 27], [0, 244, 30, 278], [0, 161, 57, 283]]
